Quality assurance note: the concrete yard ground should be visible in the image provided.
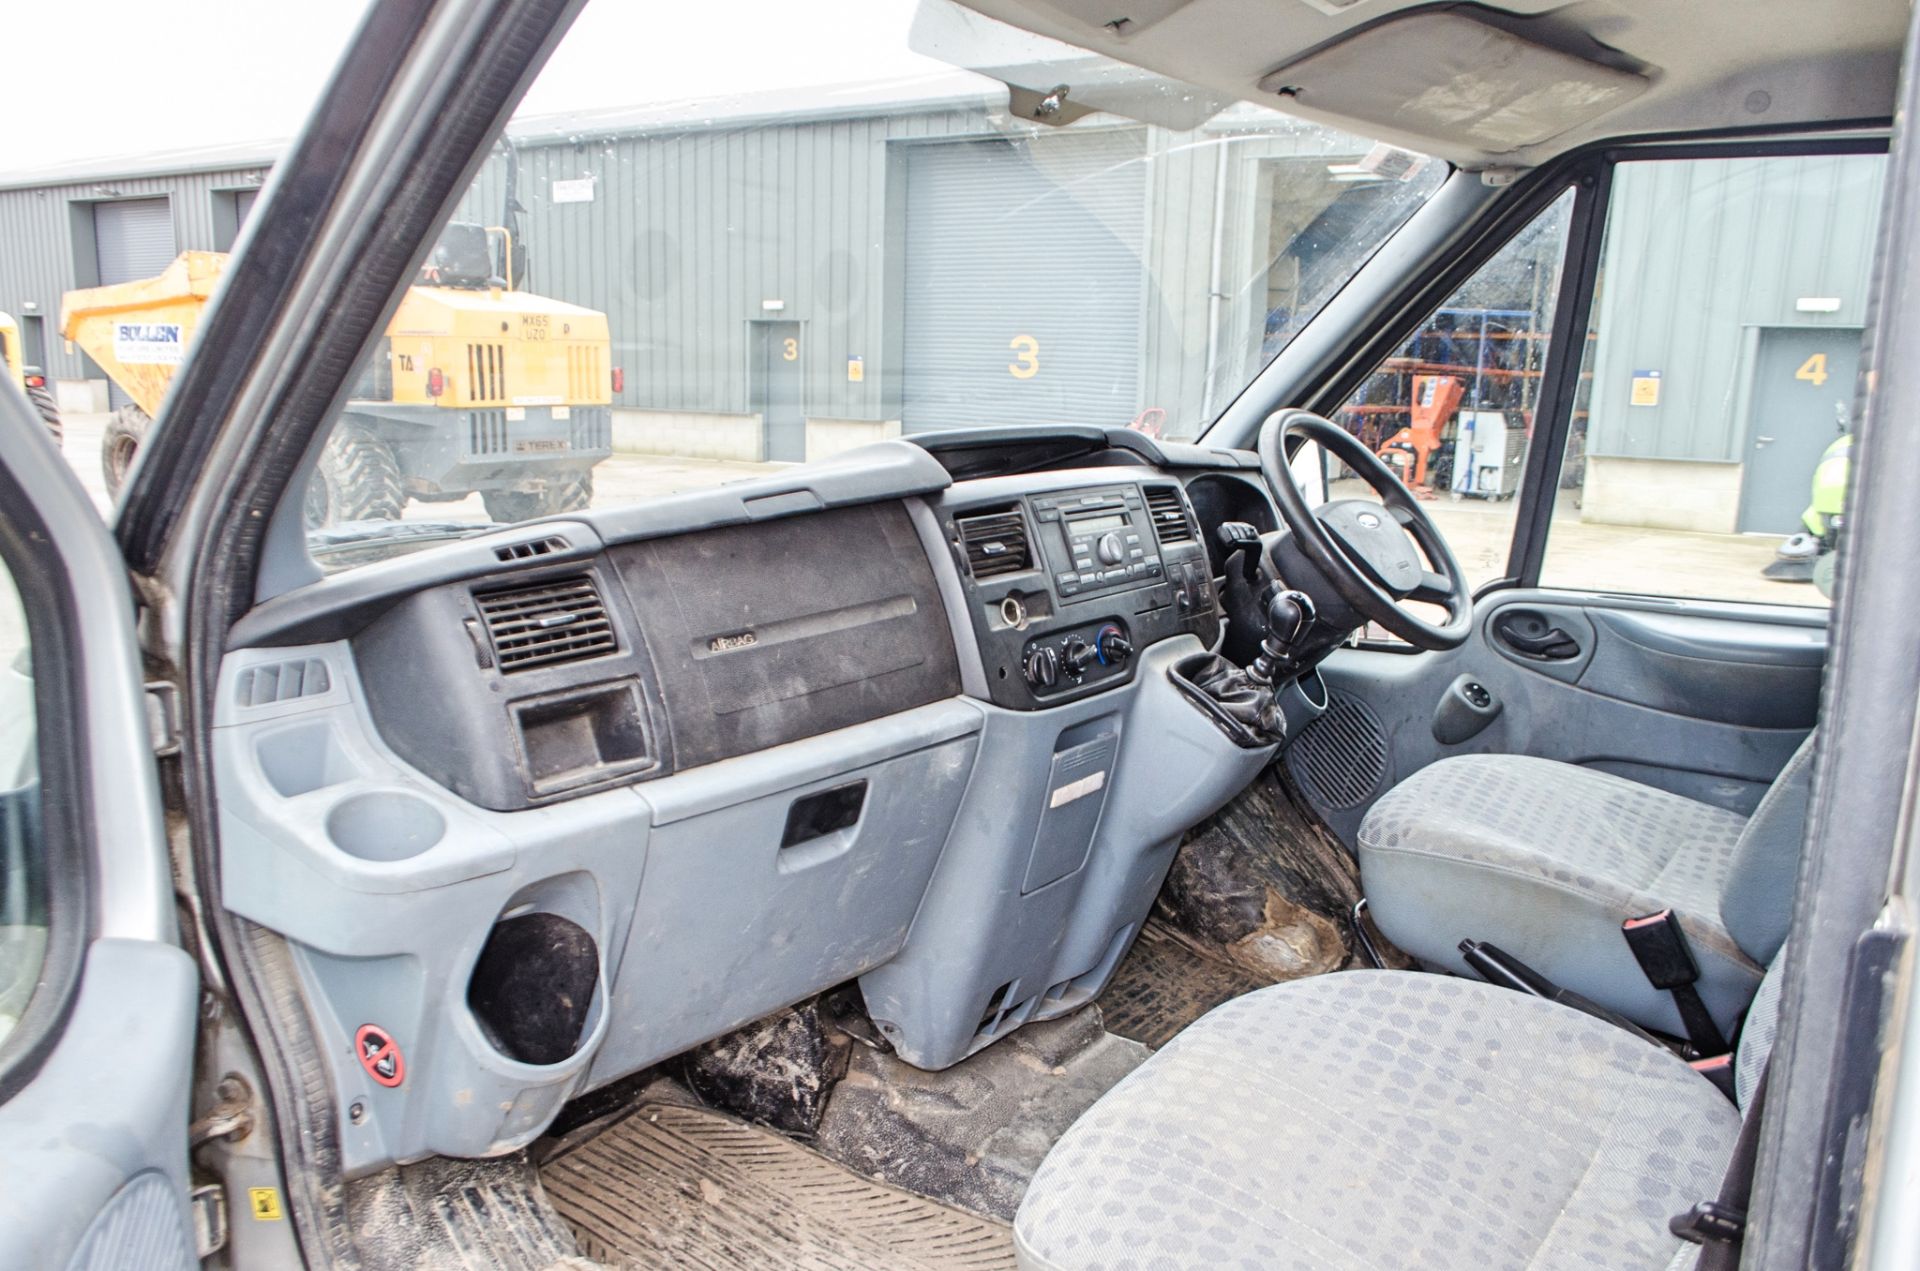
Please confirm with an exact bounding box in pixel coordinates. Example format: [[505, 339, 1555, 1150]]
[[48, 413, 1824, 610]]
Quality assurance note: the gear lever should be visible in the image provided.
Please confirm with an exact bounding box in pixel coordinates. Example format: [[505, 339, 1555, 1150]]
[[1249, 587, 1316, 685]]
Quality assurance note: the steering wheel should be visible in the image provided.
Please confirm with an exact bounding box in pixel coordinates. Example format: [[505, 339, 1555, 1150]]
[[1258, 408, 1473, 650]]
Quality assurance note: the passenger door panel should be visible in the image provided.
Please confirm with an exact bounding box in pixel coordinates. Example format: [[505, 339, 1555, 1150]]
[[1295, 589, 1824, 844]]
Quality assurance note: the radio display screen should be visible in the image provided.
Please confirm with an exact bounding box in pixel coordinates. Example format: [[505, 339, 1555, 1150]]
[[1070, 512, 1128, 535]]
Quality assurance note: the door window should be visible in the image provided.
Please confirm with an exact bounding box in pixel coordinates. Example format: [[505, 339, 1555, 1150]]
[[0, 562, 44, 1047], [1540, 152, 1886, 605]]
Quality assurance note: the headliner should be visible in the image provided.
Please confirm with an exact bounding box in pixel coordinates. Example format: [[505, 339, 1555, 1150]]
[[947, 0, 1906, 166]]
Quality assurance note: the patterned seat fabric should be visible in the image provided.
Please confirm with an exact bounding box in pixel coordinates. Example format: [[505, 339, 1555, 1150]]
[[1356, 755, 1767, 1036], [1015, 973, 1746, 1271]]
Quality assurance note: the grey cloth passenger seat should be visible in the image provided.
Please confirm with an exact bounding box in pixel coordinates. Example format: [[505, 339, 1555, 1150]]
[[1356, 735, 1816, 1038], [1014, 954, 1788, 1270]]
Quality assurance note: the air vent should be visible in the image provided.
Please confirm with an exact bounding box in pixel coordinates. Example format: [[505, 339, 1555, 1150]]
[[475, 575, 617, 673], [233, 658, 332, 708], [1144, 486, 1195, 545], [494, 535, 569, 563], [955, 508, 1032, 580]]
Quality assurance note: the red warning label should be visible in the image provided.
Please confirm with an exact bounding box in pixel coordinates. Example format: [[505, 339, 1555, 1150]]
[[354, 1024, 405, 1088]]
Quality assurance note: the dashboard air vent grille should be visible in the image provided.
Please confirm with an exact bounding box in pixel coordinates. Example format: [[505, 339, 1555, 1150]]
[[494, 535, 569, 563], [1145, 486, 1195, 545], [234, 658, 331, 708], [956, 508, 1032, 580], [476, 575, 617, 672]]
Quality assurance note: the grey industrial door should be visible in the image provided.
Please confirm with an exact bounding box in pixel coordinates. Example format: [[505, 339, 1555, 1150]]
[[901, 132, 1145, 431], [753, 321, 805, 461], [1736, 326, 1862, 533], [92, 197, 177, 409], [18, 315, 45, 369]]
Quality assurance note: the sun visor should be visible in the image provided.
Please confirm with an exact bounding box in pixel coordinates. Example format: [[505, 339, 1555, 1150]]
[[1258, 11, 1650, 152]]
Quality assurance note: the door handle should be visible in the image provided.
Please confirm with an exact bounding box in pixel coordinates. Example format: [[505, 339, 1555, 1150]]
[[1755, 435, 1775, 446], [1494, 612, 1582, 660]]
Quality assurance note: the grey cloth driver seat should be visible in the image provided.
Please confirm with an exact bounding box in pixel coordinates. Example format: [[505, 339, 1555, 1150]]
[[1356, 735, 1816, 1038], [1016, 958, 1784, 1270]]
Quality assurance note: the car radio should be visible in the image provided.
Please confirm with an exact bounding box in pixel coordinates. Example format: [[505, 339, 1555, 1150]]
[[1029, 485, 1163, 599]]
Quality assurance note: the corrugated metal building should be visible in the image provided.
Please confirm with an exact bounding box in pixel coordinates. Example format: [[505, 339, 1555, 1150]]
[[0, 88, 1382, 454], [5, 87, 1869, 535], [448, 86, 1382, 457], [1580, 152, 1884, 533], [0, 147, 271, 410]]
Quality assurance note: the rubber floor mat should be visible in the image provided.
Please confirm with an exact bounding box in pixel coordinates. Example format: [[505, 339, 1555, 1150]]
[[1098, 920, 1274, 1048], [542, 1102, 1017, 1270]]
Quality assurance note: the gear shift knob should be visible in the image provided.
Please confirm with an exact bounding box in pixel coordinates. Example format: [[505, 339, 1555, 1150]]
[[1250, 587, 1316, 684]]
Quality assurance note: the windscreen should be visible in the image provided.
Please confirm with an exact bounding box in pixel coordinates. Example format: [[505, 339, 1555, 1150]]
[[203, 1, 1450, 564]]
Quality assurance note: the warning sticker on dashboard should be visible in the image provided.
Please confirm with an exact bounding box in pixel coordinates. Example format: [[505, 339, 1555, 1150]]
[[1048, 770, 1107, 809]]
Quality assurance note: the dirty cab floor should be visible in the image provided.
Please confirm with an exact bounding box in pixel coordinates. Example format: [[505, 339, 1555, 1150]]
[[536, 773, 1371, 1261], [542, 1100, 1016, 1270], [1098, 919, 1277, 1048]]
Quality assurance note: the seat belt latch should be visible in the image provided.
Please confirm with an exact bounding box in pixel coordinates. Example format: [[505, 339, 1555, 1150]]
[[1689, 1053, 1738, 1102], [1623, 910, 1730, 1057], [1670, 1200, 1746, 1246]]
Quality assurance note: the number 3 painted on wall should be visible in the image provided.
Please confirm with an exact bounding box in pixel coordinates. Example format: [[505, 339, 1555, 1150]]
[[783, 337, 799, 362], [1009, 335, 1039, 380], [1795, 353, 1829, 386]]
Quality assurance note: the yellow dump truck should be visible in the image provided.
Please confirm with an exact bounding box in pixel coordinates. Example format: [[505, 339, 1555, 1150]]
[[0, 310, 62, 443], [61, 222, 614, 522]]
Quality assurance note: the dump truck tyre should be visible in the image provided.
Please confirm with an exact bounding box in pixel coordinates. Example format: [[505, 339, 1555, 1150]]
[[317, 422, 406, 523], [101, 404, 154, 497], [481, 471, 592, 523], [27, 385, 61, 446], [549, 470, 593, 513], [481, 490, 543, 523]]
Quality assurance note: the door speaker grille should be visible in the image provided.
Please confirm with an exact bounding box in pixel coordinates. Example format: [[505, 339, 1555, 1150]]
[[1286, 691, 1389, 810]]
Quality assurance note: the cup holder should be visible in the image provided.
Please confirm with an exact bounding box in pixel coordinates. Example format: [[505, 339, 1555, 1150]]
[[1293, 668, 1330, 712], [325, 790, 447, 862]]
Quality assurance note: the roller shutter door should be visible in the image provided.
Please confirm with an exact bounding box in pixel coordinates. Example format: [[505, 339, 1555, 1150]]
[[93, 198, 177, 409], [902, 132, 1145, 431]]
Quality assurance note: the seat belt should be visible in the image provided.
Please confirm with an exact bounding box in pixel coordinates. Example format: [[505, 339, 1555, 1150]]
[[1623, 909, 1730, 1057], [1672, 1065, 1769, 1269]]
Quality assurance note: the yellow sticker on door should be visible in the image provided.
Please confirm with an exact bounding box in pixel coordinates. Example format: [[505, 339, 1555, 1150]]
[[248, 1187, 285, 1221], [1629, 369, 1662, 407]]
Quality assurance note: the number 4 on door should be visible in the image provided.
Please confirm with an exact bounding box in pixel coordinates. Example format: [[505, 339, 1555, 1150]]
[[1795, 352, 1829, 386]]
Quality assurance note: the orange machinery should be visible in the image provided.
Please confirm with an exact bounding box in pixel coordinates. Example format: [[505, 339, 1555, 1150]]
[[1373, 374, 1463, 496]]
